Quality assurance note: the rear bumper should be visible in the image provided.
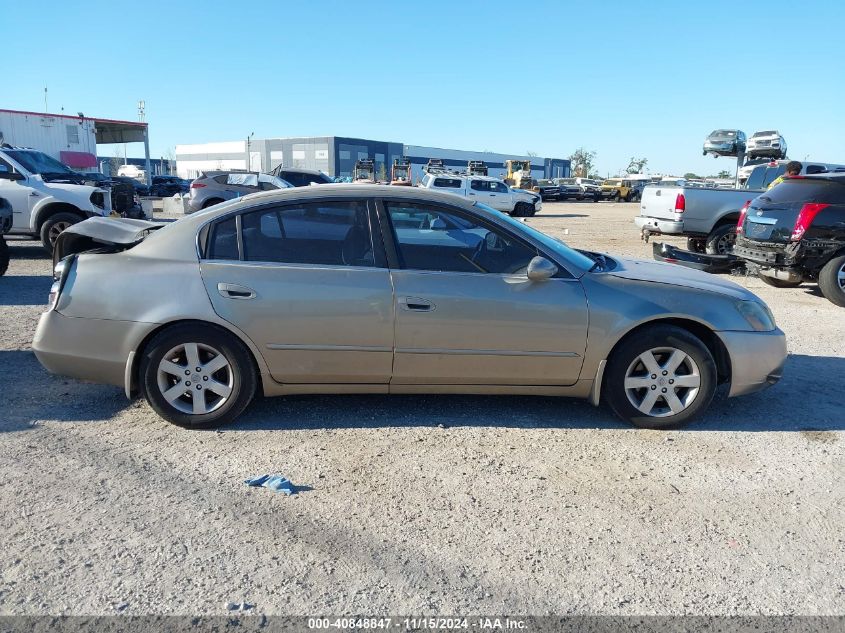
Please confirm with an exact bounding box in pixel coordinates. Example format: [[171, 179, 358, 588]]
[[717, 328, 787, 398], [652, 242, 740, 273], [635, 216, 684, 235], [32, 310, 156, 390]]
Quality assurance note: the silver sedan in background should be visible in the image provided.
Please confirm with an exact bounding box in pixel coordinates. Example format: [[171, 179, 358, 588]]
[[34, 185, 786, 429]]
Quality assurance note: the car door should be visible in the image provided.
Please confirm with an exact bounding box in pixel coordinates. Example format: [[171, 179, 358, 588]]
[[199, 198, 395, 385], [489, 180, 515, 211], [0, 158, 33, 230], [467, 179, 496, 208], [380, 200, 589, 386]]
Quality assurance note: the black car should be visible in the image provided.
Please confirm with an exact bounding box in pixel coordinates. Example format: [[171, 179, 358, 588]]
[[150, 175, 186, 197], [270, 166, 334, 187], [531, 179, 562, 201], [733, 175, 845, 306], [113, 176, 151, 197]]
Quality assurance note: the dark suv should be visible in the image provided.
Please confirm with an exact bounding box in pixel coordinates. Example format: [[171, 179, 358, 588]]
[[733, 175, 845, 306], [0, 196, 11, 276], [270, 166, 334, 187]]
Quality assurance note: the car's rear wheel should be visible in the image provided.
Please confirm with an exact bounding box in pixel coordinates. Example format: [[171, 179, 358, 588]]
[[818, 255, 845, 307], [202, 198, 225, 209], [604, 325, 717, 429], [758, 274, 802, 288], [40, 212, 83, 251], [140, 324, 257, 428], [705, 224, 736, 255], [0, 237, 8, 276], [687, 238, 706, 254]]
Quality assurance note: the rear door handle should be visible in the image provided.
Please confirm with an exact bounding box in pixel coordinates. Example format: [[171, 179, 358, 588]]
[[399, 296, 435, 312], [217, 283, 256, 299]]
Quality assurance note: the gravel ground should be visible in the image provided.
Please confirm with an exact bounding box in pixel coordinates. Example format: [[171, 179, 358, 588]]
[[0, 202, 842, 616]]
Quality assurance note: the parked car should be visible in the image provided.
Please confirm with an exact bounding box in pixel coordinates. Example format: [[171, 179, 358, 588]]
[[113, 176, 151, 197], [187, 171, 293, 213], [734, 174, 845, 306], [150, 175, 187, 197], [0, 146, 113, 251], [600, 178, 636, 202], [419, 173, 542, 216], [549, 178, 583, 200], [269, 166, 334, 187], [35, 185, 785, 430], [0, 196, 11, 276], [563, 177, 602, 201], [737, 158, 771, 184], [532, 179, 562, 201], [636, 161, 845, 255], [703, 129, 746, 157], [746, 130, 787, 160]]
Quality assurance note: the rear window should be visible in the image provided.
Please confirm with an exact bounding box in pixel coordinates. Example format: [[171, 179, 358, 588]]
[[756, 179, 845, 204], [746, 165, 785, 190]]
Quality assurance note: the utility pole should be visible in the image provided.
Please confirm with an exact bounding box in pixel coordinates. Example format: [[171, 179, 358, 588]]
[[44, 87, 48, 112], [246, 132, 254, 170]]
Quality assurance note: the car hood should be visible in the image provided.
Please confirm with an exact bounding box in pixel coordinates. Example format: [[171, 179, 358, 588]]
[[607, 257, 754, 301], [39, 181, 102, 196]]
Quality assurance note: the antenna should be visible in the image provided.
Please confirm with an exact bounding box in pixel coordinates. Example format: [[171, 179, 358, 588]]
[[138, 100, 146, 122], [44, 86, 48, 113]]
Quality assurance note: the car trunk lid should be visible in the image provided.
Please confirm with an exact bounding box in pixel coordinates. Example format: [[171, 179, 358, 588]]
[[639, 184, 683, 220], [53, 217, 162, 266]]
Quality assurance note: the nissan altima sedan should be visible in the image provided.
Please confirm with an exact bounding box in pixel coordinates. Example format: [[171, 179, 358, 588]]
[[33, 185, 787, 429]]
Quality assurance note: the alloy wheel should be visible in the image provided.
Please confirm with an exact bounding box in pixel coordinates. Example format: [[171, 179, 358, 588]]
[[838, 262, 845, 290], [48, 221, 73, 245], [156, 342, 233, 415], [624, 347, 702, 417]]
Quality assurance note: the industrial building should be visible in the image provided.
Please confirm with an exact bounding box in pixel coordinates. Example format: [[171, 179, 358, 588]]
[[175, 136, 570, 182], [0, 108, 153, 181]]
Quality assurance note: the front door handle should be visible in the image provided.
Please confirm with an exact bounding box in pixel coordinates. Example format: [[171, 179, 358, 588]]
[[399, 296, 435, 312], [217, 283, 256, 299]]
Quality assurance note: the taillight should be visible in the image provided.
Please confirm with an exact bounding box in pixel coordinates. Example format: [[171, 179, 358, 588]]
[[736, 200, 751, 234], [792, 203, 829, 241], [674, 193, 685, 213], [49, 255, 75, 310], [190, 182, 206, 189]]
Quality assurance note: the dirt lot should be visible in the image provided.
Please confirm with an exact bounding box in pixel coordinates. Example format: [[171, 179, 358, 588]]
[[0, 202, 842, 616]]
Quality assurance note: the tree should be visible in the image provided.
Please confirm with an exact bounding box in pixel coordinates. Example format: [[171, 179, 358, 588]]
[[377, 162, 387, 182], [569, 147, 597, 179], [108, 148, 123, 177], [526, 150, 538, 157], [684, 172, 700, 179], [716, 170, 731, 179], [626, 156, 648, 174]]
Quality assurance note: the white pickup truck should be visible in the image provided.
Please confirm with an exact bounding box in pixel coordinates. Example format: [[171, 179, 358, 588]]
[[635, 161, 845, 254], [419, 173, 542, 217], [0, 147, 113, 251]]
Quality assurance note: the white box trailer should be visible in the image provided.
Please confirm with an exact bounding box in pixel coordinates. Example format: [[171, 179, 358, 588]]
[[0, 109, 98, 170]]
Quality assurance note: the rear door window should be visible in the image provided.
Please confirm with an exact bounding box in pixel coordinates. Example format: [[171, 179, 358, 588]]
[[240, 201, 375, 267], [207, 216, 239, 260], [756, 179, 845, 204]]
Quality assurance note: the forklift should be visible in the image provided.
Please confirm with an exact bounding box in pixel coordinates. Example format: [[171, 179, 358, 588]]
[[353, 158, 376, 184], [468, 160, 488, 176], [423, 158, 445, 174], [504, 159, 535, 189], [390, 157, 412, 186]]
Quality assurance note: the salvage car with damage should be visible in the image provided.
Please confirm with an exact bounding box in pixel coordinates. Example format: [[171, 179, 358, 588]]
[[34, 185, 786, 430]]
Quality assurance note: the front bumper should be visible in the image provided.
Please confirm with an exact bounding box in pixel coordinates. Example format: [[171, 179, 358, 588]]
[[635, 216, 684, 235], [33, 310, 156, 391], [716, 328, 787, 398]]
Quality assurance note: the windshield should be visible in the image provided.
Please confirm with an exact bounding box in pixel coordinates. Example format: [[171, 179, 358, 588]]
[[474, 202, 595, 274], [6, 150, 73, 175]]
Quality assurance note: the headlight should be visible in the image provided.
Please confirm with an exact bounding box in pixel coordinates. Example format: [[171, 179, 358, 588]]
[[736, 300, 776, 331]]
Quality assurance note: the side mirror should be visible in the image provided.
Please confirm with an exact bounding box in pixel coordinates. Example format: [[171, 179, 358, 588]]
[[526, 256, 558, 281], [0, 167, 24, 181]]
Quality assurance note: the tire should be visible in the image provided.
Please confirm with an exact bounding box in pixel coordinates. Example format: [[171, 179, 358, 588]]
[[0, 237, 8, 276], [594, 194, 601, 202], [818, 254, 845, 308], [140, 323, 257, 428], [615, 194, 623, 203], [705, 223, 736, 255], [513, 202, 530, 217], [604, 325, 717, 429], [40, 212, 84, 252], [202, 198, 225, 209], [758, 274, 802, 288], [686, 238, 706, 254]]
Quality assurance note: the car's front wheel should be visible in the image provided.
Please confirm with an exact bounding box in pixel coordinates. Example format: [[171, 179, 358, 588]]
[[604, 325, 717, 429], [140, 323, 257, 428], [40, 212, 84, 251]]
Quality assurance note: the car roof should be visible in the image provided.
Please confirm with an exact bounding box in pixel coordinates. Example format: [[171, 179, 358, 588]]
[[275, 167, 326, 176]]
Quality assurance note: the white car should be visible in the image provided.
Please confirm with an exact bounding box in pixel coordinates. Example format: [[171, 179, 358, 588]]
[[0, 147, 113, 250], [746, 130, 787, 160], [419, 173, 542, 217]]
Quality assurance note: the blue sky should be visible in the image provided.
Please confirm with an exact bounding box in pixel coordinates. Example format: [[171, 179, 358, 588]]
[[3, 0, 842, 176]]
